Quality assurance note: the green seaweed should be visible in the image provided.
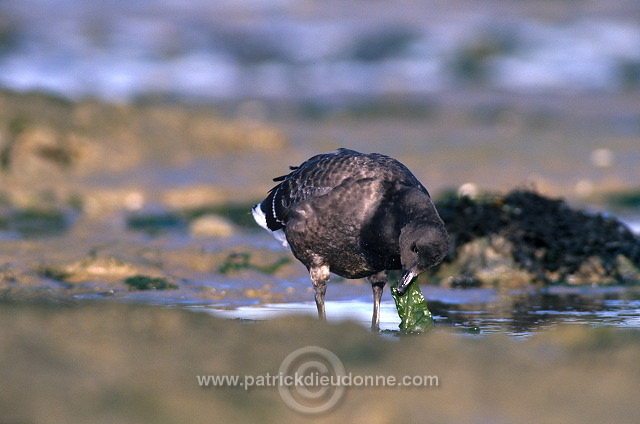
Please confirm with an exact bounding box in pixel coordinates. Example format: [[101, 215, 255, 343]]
[[218, 252, 290, 275], [125, 202, 260, 236], [390, 280, 434, 334], [126, 213, 185, 235], [124, 275, 178, 291], [38, 265, 71, 283], [10, 208, 69, 236], [606, 190, 640, 210]]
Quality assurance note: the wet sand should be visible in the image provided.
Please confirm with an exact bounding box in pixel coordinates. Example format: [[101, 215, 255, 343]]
[[2, 301, 640, 424]]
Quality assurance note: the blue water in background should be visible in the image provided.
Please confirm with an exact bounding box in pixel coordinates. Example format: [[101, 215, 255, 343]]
[[1, 0, 639, 102]]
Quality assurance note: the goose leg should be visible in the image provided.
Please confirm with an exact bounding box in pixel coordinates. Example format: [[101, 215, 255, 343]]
[[310, 265, 330, 321], [368, 271, 388, 331]]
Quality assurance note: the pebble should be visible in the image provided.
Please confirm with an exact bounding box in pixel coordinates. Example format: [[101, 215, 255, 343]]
[[189, 214, 235, 238]]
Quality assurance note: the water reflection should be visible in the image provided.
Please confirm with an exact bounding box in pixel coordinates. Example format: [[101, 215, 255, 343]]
[[428, 285, 640, 336], [198, 285, 640, 337]]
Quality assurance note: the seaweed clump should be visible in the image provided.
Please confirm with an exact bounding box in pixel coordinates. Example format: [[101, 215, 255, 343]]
[[124, 275, 178, 291], [434, 190, 640, 285], [218, 252, 291, 275]]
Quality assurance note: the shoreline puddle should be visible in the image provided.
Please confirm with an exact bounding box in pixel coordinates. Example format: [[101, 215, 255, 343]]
[[191, 300, 403, 332], [186, 284, 640, 337]]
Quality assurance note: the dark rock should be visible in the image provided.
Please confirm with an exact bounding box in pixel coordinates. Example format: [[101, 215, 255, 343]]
[[434, 190, 640, 285]]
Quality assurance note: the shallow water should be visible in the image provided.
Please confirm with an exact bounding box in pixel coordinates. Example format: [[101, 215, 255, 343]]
[[190, 284, 640, 337], [47, 213, 640, 338]]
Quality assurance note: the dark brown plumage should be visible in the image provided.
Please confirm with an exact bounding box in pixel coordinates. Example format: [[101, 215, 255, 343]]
[[253, 148, 449, 330]]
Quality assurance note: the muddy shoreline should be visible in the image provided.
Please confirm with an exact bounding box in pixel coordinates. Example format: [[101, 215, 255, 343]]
[[0, 87, 639, 320], [1, 87, 638, 302], [2, 301, 640, 424]]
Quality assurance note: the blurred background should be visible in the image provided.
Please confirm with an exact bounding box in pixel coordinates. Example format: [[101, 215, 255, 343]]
[[2, 3, 640, 422], [1, 0, 639, 206], [2, 0, 640, 101]]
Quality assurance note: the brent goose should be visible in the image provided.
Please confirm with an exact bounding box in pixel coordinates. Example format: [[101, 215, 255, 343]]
[[252, 148, 449, 330]]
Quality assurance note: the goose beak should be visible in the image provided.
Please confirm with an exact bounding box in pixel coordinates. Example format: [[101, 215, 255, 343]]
[[396, 269, 417, 296]]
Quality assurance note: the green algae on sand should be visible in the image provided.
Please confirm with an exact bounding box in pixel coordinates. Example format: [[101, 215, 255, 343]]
[[124, 275, 178, 291]]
